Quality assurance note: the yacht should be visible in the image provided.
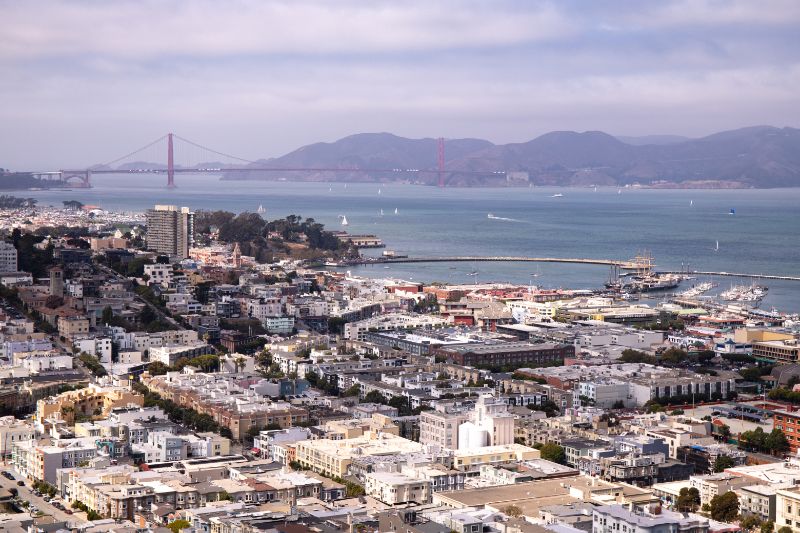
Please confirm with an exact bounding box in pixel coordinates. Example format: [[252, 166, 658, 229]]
[[551, 193, 563, 198], [340, 215, 349, 226]]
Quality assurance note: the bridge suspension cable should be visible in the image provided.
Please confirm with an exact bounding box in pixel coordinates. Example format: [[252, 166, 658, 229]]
[[99, 134, 168, 168], [172, 134, 255, 165]]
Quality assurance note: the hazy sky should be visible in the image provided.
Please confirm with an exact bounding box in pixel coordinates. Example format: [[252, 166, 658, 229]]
[[2, 0, 799, 169]]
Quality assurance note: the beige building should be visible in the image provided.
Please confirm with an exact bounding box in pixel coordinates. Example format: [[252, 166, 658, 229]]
[[420, 409, 470, 450], [777, 486, 800, 533], [452, 443, 540, 471], [321, 414, 399, 440], [295, 432, 424, 478], [364, 472, 431, 505], [59, 316, 90, 341], [0, 416, 35, 459], [36, 383, 143, 425]]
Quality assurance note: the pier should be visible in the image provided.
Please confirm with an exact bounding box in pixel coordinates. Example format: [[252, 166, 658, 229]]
[[661, 270, 800, 282], [345, 256, 800, 282], [349, 256, 640, 268]]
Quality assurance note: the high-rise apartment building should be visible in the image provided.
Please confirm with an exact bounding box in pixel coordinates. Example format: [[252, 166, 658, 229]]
[[145, 205, 194, 259], [0, 241, 18, 272]]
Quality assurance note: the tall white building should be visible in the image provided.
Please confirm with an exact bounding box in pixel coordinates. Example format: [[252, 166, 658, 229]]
[[0, 241, 18, 272], [458, 395, 514, 450]]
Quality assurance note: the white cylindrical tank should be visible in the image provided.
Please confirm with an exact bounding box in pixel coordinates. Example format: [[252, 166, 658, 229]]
[[458, 421, 488, 450]]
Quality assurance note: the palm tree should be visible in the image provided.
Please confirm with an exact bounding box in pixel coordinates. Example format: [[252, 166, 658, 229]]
[[234, 357, 246, 373]]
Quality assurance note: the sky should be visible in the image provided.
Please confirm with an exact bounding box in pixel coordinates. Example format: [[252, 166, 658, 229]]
[[1, 0, 799, 169]]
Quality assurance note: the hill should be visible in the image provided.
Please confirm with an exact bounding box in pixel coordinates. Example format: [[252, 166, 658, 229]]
[[216, 126, 800, 188]]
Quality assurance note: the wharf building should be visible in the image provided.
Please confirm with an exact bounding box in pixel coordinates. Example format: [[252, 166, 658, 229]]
[[145, 204, 194, 260]]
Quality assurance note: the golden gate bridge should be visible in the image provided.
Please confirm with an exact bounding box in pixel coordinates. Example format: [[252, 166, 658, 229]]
[[31, 133, 506, 189]]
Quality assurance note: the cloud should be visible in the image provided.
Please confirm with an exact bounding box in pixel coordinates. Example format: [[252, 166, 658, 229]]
[[0, 0, 798, 168], [0, 0, 571, 60]]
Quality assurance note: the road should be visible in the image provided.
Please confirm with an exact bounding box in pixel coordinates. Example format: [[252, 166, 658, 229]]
[[95, 263, 180, 328], [0, 467, 86, 527]]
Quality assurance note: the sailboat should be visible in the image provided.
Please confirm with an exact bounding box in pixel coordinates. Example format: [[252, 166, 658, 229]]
[[340, 215, 349, 226], [379, 209, 384, 216], [729, 208, 736, 215], [594, 186, 597, 192], [394, 208, 398, 215], [714, 240, 719, 252], [690, 200, 693, 206], [617, 188, 622, 195], [257, 204, 265, 214], [378, 188, 382, 195]]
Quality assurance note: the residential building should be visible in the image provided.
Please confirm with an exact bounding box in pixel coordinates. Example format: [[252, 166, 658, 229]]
[[364, 472, 431, 506], [145, 205, 194, 259], [0, 416, 34, 460], [593, 505, 709, 533], [0, 241, 18, 271]]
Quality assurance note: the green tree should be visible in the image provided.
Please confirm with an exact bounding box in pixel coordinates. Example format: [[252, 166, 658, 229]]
[[676, 487, 701, 512], [777, 527, 792, 533], [502, 505, 523, 518], [342, 384, 361, 397], [740, 515, 763, 533], [101, 305, 114, 325], [761, 522, 774, 533], [713, 454, 736, 473], [363, 391, 388, 404], [709, 491, 739, 522], [539, 442, 566, 464], [167, 519, 191, 533], [765, 429, 790, 455]]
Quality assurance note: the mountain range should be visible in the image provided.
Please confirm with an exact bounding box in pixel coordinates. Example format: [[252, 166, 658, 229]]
[[220, 125, 800, 188]]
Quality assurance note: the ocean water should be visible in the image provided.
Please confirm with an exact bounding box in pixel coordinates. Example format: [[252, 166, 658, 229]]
[[26, 174, 800, 312]]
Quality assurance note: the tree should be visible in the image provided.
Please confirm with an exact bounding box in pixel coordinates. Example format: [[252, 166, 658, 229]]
[[713, 454, 736, 473], [716, 424, 732, 442], [740, 515, 763, 533], [502, 505, 523, 518], [167, 519, 192, 533], [539, 442, 566, 464], [765, 429, 790, 455], [101, 306, 114, 325], [342, 384, 360, 397], [363, 391, 388, 404], [709, 491, 739, 522], [676, 487, 700, 513], [761, 522, 774, 533], [148, 361, 169, 376], [777, 528, 792, 533]]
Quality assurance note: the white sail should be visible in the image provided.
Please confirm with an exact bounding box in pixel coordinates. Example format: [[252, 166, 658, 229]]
[[341, 215, 349, 226], [394, 208, 398, 214]]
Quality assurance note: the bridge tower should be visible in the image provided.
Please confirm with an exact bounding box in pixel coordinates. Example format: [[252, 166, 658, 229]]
[[167, 132, 176, 188], [437, 137, 445, 187]]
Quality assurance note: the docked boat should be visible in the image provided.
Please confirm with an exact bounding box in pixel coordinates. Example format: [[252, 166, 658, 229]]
[[720, 283, 768, 302]]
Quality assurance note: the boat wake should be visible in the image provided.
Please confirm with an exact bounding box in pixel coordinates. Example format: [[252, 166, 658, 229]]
[[487, 213, 524, 223]]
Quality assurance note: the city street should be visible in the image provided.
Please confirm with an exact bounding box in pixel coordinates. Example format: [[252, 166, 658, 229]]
[[0, 468, 85, 527]]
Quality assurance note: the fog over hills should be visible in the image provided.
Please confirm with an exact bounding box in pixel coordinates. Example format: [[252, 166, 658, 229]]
[[219, 126, 800, 188]]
